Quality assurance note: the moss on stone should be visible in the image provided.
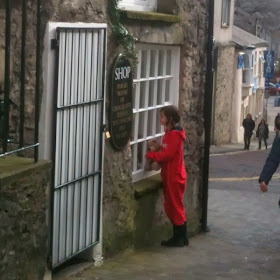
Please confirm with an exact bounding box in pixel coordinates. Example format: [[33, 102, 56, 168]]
[[0, 156, 51, 185], [120, 10, 180, 23]]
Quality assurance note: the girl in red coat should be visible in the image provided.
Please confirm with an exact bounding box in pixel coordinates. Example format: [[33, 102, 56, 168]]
[[146, 105, 188, 247]]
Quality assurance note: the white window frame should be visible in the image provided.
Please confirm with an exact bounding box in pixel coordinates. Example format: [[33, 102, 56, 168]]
[[243, 52, 254, 86], [118, 0, 157, 12], [131, 44, 180, 183], [221, 0, 231, 28]]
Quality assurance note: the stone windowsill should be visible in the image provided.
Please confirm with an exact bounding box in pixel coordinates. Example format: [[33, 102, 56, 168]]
[[134, 173, 162, 199], [120, 10, 180, 23]]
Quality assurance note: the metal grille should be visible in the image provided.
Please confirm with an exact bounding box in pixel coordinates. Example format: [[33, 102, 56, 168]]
[[51, 27, 106, 268], [0, 0, 41, 160]]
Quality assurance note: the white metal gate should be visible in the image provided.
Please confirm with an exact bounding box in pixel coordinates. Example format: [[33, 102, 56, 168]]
[[51, 26, 106, 268]]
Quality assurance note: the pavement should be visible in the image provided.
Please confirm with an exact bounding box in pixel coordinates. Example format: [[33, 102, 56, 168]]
[[54, 98, 280, 279], [54, 142, 280, 280]]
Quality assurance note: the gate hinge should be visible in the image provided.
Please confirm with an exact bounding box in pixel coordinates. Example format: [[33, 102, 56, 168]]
[[51, 39, 59, 50]]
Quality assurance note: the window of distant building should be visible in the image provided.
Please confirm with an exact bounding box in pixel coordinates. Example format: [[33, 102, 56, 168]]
[[118, 0, 157, 12], [221, 0, 231, 28]]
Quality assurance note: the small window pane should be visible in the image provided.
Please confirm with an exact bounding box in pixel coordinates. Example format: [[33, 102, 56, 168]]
[[137, 142, 144, 170], [157, 80, 163, 105], [132, 83, 137, 109], [165, 80, 170, 103], [149, 81, 155, 107], [166, 50, 172, 75], [138, 111, 145, 139], [141, 50, 147, 78], [150, 50, 156, 77], [158, 50, 164, 76], [140, 82, 146, 109], [156, 108, 162, 134], [131, 113, 136, 140], [147, 110, 154, 137]]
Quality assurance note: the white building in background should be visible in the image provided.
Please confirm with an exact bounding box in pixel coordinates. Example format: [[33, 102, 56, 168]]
[[231, 26, 268, 143]]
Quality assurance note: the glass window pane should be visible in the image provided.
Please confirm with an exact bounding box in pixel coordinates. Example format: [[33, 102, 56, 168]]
[[165, 79, 170, 103], [147, 110, 154, 137], [158, 50, 164, 76], [150, 50, 156, 77], [149, 81, 155, 107], [138, 111, 145, 139], [140, 82, 146, 109], [137, 142, 144, 170], [156, 108, 162, 134], [132, 83, 137, 109], [141, 50, 147, 78], [166, 50, 172, 75], [131, 113, 136, 140], [157, 80, 163, 105]]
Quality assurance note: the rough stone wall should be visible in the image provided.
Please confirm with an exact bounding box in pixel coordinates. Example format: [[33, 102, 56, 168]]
[[213, 44, 235, 145], [0, 1, 38, 148], [40, 0, 208, 258], [0, 160, 51, 280]]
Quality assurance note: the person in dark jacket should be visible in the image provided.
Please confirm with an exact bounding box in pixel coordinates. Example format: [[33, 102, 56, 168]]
[[259, 114, 280, 193], [256, 119, 269, 149], [242, 113, 255, 150]]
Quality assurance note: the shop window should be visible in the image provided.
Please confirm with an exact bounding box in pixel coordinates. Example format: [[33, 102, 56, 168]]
[[221, 0, 231, 27], [118, 0, 157, 12], [131, 44, 180, 182]]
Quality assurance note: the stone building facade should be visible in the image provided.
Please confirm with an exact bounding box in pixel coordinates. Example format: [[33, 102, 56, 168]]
[[212, 0, 235, 145], [212, 0, 267, 146], [1, 0, 209, 276]]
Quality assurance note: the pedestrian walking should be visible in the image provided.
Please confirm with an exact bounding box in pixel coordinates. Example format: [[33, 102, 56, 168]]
[[259, 114, 280, 193], [256, 119, 269, 149], [242, 113, 255, 150], [146, 105, 188, 247]]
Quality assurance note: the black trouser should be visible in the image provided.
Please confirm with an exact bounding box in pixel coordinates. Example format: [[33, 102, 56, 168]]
[[258, 136, 267, 149], [244, 134, 252, 150]]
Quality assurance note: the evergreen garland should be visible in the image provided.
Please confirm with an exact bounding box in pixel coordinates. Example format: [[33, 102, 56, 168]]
[[109, 0, 137, 65]]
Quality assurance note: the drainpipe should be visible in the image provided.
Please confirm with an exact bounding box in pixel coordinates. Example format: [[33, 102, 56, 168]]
[[201, 0, 215, 233]]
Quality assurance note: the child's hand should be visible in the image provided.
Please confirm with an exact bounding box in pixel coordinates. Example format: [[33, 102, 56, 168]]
[[260, 181, 268, 192]]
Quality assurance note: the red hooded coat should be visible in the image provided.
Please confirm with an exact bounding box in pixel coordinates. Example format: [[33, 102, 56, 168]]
[[147, 127, 187, 225]]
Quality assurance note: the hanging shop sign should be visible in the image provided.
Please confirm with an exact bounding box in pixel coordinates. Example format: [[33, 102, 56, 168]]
[[264, 51, 275, 79], [109, 54, 133, 150]]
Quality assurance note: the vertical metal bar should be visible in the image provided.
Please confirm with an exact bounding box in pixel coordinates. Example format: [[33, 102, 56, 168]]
[[96, 29, 106, 242], [19, 0, 27, 148], [49, 29, 60, 268], [3, 0, 11, 153], [34, 0, 41, 162], [70, 29, 79, 256], [89, 30, 98, 243]]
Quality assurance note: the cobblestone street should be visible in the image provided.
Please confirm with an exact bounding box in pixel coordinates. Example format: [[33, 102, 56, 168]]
[[55, 144, 280, 280]]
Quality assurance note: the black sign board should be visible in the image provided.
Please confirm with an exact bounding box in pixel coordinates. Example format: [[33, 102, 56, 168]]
[[109, 54, 133, 150]]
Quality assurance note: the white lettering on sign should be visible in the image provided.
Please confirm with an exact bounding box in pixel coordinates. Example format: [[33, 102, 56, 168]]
[[115, 66, 131, 80]]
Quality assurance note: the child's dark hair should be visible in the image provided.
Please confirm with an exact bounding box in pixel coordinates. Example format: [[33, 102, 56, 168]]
[[160, 105, 181, 127], [275, 113, 280, 130]]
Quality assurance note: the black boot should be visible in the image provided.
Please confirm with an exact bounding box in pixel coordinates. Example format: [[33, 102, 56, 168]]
[[259, 142, 261, 150], [183, 222, 189, 246], [161, 224, 185, 247]]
